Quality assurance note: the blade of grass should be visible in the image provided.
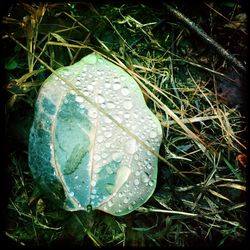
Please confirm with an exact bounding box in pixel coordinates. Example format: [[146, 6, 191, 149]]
[[222, 155, 242, 180]]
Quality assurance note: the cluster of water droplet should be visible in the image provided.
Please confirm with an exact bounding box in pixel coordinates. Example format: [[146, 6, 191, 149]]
[[39, 55, 162, 215]]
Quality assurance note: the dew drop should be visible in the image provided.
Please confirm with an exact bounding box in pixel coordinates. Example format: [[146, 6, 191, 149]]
[[104, 131, 112, 138], [123, 100, 133, 110], [101, 152, 108, 159], [98, 58, 104, 63], [149, 180, 154, 186], [87, 84, 94, 91], [96, 70, 103, 76], [124, 113, 130, 119], [141, 172, 150, 183], [94, 154, 101, 161], [83, 89, 90, 96], [128, 205, 133, 210], [131, 125, 136, 130], [104, 81, 111, 89], [114, 76, 119, 82], [123, 197, 129, 204], [106, 101, 115, 109], [87, 204, 92, 212], [112, 152, 123, 162], [133, 112, 138, 119], [125, 139, 138, 154], [96, 94, 105, 104], [149, 131, 158, 139], [134, 154, 139, 160], [121, 87, 130, 96], [91, 180, 97, 187], [75, 81, 81, 86], [146, 163, 152, 170], [97, 135, 104, 143], [105, 183, 114, 194], [75, 96, 84, 103], [104, 116, 112, 124], [88, 109, 98, 118], [135, 170, 140, 176], [113, 82, 121, 90], [94, 167, 101, 174], [108, 201, 113, 207], [69, 192, 74, 197], [80, 104, 85, 110], [106, 166, 114, 175], [134, 179, 140, 186], [113, 115, 122, 124]]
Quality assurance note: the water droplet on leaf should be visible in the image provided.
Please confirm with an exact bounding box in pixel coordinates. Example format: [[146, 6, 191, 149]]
[[108, 201, 113, 207], [123, 197, 129, 204], [121, 87, 129, 96], [134, 179, 140, 186], [149, 131, 157, 138], [87, 204, 92, 212], [123, 100, 133, 110], [96, 94, 105, 104], [112, 152, 123, 162], [88, 109, 98, 118], [104, 131, 112, 138], [141, 172, 150, 183], [87, 84, 94, 91], [97, 135, 104, 143], [125, 139, 138, 154], [106, 101, 115, 109], [75, 96, 84, 103], [113, 82, 121, 90]]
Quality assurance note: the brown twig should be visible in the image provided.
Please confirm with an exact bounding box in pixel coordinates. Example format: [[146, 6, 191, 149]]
[[163, 3, 246, 73]]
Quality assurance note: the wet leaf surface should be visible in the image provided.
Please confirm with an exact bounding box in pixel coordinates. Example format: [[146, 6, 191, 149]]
[[28, 53, 162, 216]]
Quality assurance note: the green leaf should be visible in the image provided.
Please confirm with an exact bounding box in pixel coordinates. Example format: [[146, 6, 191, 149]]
[[28, 53, 162, 216], [5, 57, 18, 70]]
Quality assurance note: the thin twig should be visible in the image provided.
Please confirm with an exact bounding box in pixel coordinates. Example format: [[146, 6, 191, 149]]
[[163, 3, 246, 73]]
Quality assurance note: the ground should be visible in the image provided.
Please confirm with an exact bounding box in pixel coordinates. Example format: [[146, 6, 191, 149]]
[[1, 1, 247, 247]]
